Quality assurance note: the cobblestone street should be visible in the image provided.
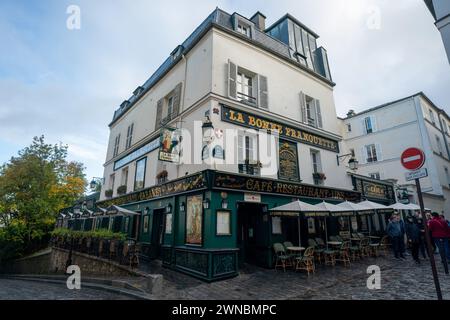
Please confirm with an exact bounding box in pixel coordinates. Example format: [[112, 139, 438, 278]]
[[148, 254, 450, 300], [0, 279, 132, 300]]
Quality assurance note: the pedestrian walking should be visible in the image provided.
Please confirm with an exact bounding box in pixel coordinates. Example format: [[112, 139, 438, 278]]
[[405, 216, 421, 264], [428, 212, 450, 263], [414, 215, 429, 259], [386, 214, 406, 260]]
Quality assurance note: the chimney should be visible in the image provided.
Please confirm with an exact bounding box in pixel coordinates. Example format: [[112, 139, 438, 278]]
[[347, 109, 356, 118], [250, 11, 266, 30]]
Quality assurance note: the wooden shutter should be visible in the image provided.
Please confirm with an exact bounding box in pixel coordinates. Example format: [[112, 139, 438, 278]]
[[228, 60, 237, 99], [155, 98, 163, 130], [237, 131, 244, 164], [300, 92, 307, 124], [171, 83, 182, 119], [258, 74, 268, 109], [361, 119, 367, 135], [315, 99, 323, 128], [360, 146, 367, 164], [371, 116, 377, 132], [375, 144, 382, 161]]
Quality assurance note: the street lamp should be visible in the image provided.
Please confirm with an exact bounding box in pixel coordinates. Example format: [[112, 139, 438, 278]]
[[202, 116, 214, 144], [90, 177, 103, 191], [336, 153, 358, 171]]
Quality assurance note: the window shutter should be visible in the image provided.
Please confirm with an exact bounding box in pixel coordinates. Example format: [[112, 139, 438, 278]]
[[317, 152, 323, 173], [228, 60, 237, 99], [300, 92, 307, 124], [171, 83, 182, 118], [361, 119, 367, 135], [360, 147, 366, 164], [237, 132, 244, 164], [371, 116, 377, 132], [155, 98, 163, 130], [376, 144, 382, 161], [258, 74, 268, 109], [315, 99, 323, 128]]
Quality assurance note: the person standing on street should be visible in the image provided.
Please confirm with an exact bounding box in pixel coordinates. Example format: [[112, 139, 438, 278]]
[[428, 212, 450, 263], [405, 216, 421, 264], [414, 214, 429, 259], [386, 214, 406, 260]]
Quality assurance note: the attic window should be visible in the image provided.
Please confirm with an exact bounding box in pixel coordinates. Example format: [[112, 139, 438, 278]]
[[133, 86, 144, 96], [237, 23, 251, 37], [171, 45, 183, 60]]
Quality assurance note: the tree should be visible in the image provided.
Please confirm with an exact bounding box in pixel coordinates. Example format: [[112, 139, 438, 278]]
[[0, 136, 87, 259]]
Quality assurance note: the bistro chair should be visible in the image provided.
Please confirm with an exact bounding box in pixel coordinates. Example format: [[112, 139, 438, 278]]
[[335, 241, 351, 267], [315, 237, 336, 266], [379, 236, 391, 256], [283, 241, 300, 261], [349, 238, 362, 261], [295, 246, 315, 275], [329, 235, 339, 242], [369, 238, 381, 257], [360, 238, 371, 258], [273, 243, 292, 272], [308, 239, 324, 264]]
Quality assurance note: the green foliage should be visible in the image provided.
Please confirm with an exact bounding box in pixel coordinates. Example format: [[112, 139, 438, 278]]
[[51, 228, 127, 241], [0, 136, 87, 262]]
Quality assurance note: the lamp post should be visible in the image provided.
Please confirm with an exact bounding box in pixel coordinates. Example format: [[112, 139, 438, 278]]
[[89, 177, 103, 191], [336, 153, 359, 170]]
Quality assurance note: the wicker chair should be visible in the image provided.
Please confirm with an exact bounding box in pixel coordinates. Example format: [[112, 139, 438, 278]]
[[273, 243, 292, 272], [283, 241, 300, 261], [295, 246, 315, 275], [308, 238, 324, 264], [379, 236, 391, 256], [315, 237, 336, 266], [350, 239, 362, 261], [335, 241, 351, 267], [369, 238, 381, 257], [360, 238, 371, 258]]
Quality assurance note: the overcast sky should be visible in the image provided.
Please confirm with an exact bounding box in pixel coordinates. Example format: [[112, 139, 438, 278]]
[[1, 0, 449, 182]]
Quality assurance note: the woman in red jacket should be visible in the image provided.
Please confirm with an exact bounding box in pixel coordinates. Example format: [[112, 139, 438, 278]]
[[428, 212, 450, 262]]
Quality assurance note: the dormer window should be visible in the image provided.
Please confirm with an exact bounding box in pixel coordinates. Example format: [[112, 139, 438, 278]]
[[237, 23, 251, 37], [120, 100, 130, 110], [171, 45, 183, 61], [133, 86, 144, 96]]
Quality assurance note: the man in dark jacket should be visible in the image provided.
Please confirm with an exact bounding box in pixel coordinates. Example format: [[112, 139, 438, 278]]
[[405, 216, 421, 263], [428, 212, 450, 262], [414, 214, 429, 259], [387, 214, 406, 259]]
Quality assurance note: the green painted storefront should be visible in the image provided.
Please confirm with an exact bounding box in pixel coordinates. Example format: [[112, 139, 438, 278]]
[[94, 170, 370, 281]]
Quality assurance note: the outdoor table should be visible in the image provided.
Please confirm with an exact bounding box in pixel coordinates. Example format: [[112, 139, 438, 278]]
[[327, 241, 342, 246], [286, 246, 305, 252]]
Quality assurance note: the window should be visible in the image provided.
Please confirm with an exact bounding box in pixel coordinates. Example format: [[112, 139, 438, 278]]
[[113, 134, 120, 157], [238, 132, 259, 175], [436, 135, 443, 155], [442, 120, 448, 133], [216, 211, 231, 235], [134, 157, 146, 191], [121, 167, 129, 187], [310, 150, 322, 173], [365, 144, 378, 163], [237, 23, 251, 37], [300, 93, 322, 128], [347, 123, 352, 132], [161, 95, 174, 123], [369, 172, 381, 180], [306, 96, 316, 127], [445, 167, 450, 187], [237, 70, 256, 105], [364, 117, 374, 134], [429, 109, 435, 124], [126, 123, 134, 149], [109, 174, 115, 191]]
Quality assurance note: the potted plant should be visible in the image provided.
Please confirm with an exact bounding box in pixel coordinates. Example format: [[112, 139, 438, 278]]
[[105, 189, 113, 198], [117, 185, 127, 195], [312, 172, 327, 181]]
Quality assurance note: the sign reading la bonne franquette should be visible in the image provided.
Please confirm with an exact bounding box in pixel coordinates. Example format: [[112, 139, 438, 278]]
[[221, 104, 339, 153]]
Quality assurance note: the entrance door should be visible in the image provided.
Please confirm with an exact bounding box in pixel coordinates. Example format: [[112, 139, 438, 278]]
[[237, 202, 267, 267], [150, 209, 165, 259]]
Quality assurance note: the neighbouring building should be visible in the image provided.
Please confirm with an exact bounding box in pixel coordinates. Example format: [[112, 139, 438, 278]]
[[424, 0, 450, 64], [340, 92, 450, 218], [95, 8, 396, 281]]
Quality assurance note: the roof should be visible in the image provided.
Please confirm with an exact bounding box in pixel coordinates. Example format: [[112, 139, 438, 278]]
[[424, 0, 437, 20], [341, 91, 450, 122], [109, 8, 333, 127], [265, 13, 320, 38]]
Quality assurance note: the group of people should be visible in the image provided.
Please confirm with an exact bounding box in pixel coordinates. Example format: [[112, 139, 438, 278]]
[[386, 211, 450, 264]]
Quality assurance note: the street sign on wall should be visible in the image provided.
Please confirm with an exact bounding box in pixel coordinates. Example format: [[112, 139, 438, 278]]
[[401, 147, 425, 171]]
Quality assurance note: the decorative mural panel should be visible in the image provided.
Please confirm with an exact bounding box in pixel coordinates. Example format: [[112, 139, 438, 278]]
[[175, 250, 208, 275], [212, 253, 236, 276], [186, 195, 203, 245], [278, 139, 300, 182]]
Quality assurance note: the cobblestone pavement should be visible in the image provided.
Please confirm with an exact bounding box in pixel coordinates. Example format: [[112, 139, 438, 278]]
[[146, 254, 450, 300], [0, 279, 132, 300]]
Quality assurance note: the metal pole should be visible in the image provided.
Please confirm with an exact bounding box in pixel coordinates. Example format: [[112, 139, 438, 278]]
[[415, 178, 442, 300], [297, 215, 301, 247], [325, 215, 329, 250]]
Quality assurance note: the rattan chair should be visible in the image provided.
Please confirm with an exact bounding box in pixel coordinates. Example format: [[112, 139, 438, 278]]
[[379, 236, 390, 256], [335, 241, 351, 267], [308, 238, 324, 264], [273, 243, 292, 272], [295, 246, 315, 275]]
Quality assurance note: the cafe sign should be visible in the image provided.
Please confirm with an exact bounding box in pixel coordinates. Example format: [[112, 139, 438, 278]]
[[221, 104, 339, 153], [158, 127, 180, 163], [212, 172, 360, 202]]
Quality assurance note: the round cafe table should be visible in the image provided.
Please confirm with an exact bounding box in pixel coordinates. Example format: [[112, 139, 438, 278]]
[[286, 246, 305, 252], [327, 241, 342, 247]]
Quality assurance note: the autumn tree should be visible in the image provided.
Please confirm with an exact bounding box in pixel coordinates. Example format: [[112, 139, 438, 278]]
[[0, 136, 86, 260]]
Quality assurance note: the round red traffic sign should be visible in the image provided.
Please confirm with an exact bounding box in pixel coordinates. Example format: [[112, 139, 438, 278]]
[[401, 148, 425, 171]]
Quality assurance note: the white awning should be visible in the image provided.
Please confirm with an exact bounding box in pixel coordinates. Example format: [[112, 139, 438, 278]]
[[314, 201, 353, 216], [105, 205, 139, 216], [270, 200, 328, 217], [387, 202, 413, 210], [358, 200, 390, 210]]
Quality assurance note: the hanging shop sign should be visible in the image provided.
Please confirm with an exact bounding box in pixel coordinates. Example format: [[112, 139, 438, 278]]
[[212, 145, 225, 159], [212, 172, 360, 201], [278, 139, 300, 182], [158, 127, 180, 163], [351, 175, 395, 203], [114, 138, 159, 171], [221, 104, 339, 153], [97, 172, 207, 207]]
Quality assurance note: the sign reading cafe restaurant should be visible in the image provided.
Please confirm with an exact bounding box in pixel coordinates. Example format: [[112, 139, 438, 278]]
[[221, 104, 339, 153]]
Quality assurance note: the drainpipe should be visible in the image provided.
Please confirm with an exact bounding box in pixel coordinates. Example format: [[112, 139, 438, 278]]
[[438, 111, 450, 159]]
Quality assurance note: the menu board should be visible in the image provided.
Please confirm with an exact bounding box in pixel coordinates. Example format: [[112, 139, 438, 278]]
[[278, 140, 300, 182]]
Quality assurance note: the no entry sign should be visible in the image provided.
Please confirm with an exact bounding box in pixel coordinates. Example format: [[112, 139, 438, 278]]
[[401, 148, 425, 171]]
